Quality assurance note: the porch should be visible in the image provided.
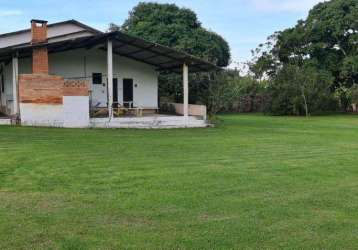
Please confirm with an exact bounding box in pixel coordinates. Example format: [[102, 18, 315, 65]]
[[58, 73, 208, 128], [87, 100, 207, 128]]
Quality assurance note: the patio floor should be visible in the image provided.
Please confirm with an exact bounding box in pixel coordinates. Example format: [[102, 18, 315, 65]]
[[90, 115, 207, 129]]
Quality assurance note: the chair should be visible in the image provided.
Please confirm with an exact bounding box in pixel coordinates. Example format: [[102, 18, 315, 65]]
[[91, 102, 108, 117], [113, 103, 125, 117]]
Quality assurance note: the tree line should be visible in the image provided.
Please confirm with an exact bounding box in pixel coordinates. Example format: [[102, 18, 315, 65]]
[[250, 0, 357, 116], [114, 0, 357, 116]]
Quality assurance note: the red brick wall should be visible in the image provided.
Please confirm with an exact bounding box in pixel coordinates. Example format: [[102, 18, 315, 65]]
[[31, 21, 47, 44], [31, 20, 48, 74], [19, 75, 89, 105], [19, 74, 64, 104], [32, 47, 49, 74], [64, 80, 89, 96]]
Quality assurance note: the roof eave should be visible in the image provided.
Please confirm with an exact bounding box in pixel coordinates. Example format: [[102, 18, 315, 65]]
[[0, 31, 221, 74]]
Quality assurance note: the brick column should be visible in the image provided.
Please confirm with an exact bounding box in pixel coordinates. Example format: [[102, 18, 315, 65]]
[[31, 20, 49, 74]]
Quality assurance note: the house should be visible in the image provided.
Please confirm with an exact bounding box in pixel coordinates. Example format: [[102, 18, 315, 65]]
[[0, 19, 219, 128]]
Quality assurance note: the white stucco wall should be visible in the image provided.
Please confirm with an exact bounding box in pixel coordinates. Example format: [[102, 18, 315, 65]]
[[20, 103, 64, 127], [20, 97, 90, 128], [0, 62, 14, 114], [63, 96, 89, 128], [47, 48, 159, 108]]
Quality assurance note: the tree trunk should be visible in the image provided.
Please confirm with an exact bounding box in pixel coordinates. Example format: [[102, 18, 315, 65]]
[[301, 87, 309, 117]]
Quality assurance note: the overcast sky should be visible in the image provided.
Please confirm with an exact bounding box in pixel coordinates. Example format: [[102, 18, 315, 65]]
[[0, 0, 325, 67]]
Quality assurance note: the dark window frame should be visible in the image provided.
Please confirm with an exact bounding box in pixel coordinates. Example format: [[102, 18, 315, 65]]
[[92, 73, 102, 85]]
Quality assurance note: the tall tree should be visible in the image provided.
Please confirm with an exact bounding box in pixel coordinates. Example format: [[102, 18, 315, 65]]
[[120, 2, 231, 67], [251, 0, 358, 114], [113, 2, 231, 110]]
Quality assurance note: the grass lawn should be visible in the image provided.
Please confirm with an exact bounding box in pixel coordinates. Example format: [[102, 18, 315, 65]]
[[1, 114, 358, 249]]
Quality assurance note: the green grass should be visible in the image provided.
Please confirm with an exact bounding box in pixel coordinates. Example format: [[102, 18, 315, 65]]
[[1, 114, 358, 249]]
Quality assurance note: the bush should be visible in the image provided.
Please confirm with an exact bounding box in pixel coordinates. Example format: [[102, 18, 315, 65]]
[[265, 65, 338, 116], [160, 102, 176, 114], [197, 71, 267, 115]]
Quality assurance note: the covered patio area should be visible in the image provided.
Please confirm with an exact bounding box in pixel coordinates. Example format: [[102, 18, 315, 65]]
[[82, 31, 214, 128]]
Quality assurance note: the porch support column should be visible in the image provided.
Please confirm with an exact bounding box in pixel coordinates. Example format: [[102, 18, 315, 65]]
[[107, 39, 113, 118], [183, 63, 189, 120], [12, 56, 19, 116]]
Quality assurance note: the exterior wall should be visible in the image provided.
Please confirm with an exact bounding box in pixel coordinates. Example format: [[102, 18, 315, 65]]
[[15, 49, 159, 110], [1, 62, 14, 114], [63, 80, 89, 127], [0, 23, 95, 49], [63, 96, 89, 128], [47, 48, 159, 108], [18, 74, 89, 127], [19, 74, 64, 126], [19, 74, 63, 104], [20, 103, 63, 127]]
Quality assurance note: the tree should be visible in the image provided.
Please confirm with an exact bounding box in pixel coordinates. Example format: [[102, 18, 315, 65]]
[[251, 0, 358, 114], [266, 64, 336, 116], [121, 2, 231, 67], [347, 84, 358, 111], [249, 33, 280, 80]]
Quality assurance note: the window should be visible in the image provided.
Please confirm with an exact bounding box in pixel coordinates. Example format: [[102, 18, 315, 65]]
[[92, 73, 102, 85]]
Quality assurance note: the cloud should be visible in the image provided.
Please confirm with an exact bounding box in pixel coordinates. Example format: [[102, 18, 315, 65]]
[[0, 10, 23, 17], [251, 0, 325, 13]]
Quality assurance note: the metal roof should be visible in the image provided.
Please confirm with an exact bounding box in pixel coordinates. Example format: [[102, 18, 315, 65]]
[[0, 19, 102, 39], [0, 31, 220, 73], [108, 32, 220, 73]]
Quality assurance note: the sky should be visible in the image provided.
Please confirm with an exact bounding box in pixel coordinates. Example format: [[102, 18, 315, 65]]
[[0, 0, 325, 68]]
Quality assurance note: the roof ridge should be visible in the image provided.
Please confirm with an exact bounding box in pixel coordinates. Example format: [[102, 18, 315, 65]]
[[0, 19, 102, 38]]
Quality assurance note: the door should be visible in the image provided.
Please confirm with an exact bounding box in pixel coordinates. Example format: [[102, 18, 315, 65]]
[[123, 78, 133, 107], [113, 78, 118, 104]]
